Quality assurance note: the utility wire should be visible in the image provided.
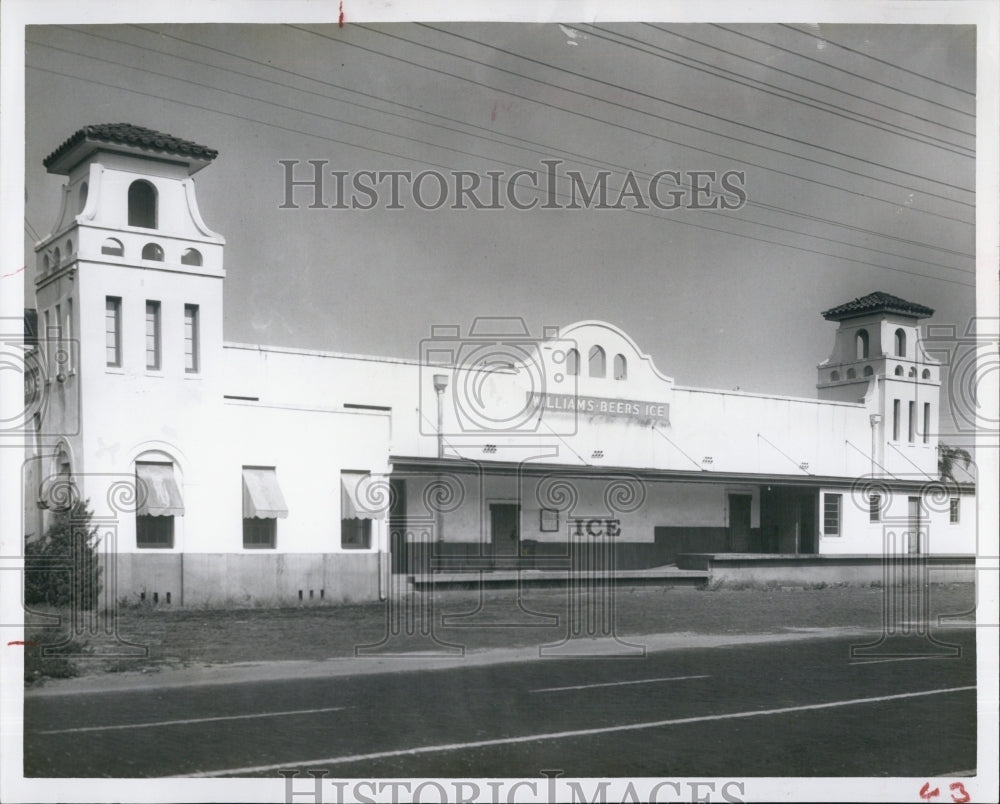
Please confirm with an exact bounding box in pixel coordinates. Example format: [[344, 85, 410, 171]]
[[712, 24, 974, 119], [584, 23, 972, 155], [780, 24, 975, 97], [27, 41, 973, 282], [407, 23, 972, 197], [109, 24, 973, 256], [25, 63, 974, 288], [644, 23, 975, 141], [31, 35, 973, 275], [285, 24, 974, 221]]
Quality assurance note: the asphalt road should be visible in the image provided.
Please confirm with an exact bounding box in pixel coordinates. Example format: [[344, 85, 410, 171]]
[[23, 629, 976, 778]]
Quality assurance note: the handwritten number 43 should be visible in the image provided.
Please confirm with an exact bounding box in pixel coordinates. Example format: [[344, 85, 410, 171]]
[[920, 781, 971, 803]]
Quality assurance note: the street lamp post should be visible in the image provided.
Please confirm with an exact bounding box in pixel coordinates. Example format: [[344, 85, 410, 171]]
[[433, 373, 448, 460]]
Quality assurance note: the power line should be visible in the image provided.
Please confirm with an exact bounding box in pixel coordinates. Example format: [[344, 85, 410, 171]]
[[25, 63, 974, 288], [413, 23, 972, 191], [29, 39, 971, 278], [369, 24, 973, 203], [67, 26, 973, 264], [644, 23, 975, 142], [780, 24, 975, 97], [583, 23, 972, 156], [287, 24, 973, 221], [712, 24, 974, 119]]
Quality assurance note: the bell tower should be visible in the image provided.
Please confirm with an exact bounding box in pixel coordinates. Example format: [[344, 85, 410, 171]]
[[816, 291, 940, 477], [33, 123, 225, 481]]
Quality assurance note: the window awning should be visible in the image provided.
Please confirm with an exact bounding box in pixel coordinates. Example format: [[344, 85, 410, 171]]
[[243, 468, 289, 519], [341, 472, 386, 520], [136, 463, 184, 517]]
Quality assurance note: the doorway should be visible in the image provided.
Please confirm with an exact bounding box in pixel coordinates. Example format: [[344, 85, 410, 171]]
[[728, 494, 752, 551], [907, 496, 922, 554], [389, 477, 407, 573], [490, 503, 520, 557]]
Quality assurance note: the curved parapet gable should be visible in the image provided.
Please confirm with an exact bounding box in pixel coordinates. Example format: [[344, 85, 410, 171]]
[[556, 320, 674, 387], [182, 178, 226, 243], [531, 320, 675, 432]]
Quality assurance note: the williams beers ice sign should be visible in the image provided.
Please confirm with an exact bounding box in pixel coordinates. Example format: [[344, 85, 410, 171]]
[[530, 391, 670, 425]]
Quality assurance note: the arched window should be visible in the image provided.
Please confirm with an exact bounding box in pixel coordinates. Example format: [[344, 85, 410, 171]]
[[613, 354, 627, 381], [922, 369, 931, 380], [894, 328, 906, 358], [894, 365, 904, 376], [830, 371, 840, 382], [566, 348, 579, 376], [42, 255, 49, 273], [101, 238, 124, 256], [180, 248, 203, 266], [846, 368, 856, 379], [65, 239, 73, 256], [52, 247, 60, 269], [855, 329, 869, 360], [128, 180, 157, 229], [589, 345, 606, 378], [78, 181, 88, 212], [142, 242, 164, 261], [863, 365, 873, 376]]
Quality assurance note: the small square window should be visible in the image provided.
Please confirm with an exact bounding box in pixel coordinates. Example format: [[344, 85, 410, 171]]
[[341, 518, 371, 549], [540, 508, 559, 532], [243, 518, 276, 548], [137, 515, 173, 548]]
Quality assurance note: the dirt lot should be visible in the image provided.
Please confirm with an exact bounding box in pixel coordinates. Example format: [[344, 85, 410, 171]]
[[22, 582, 975, 684]]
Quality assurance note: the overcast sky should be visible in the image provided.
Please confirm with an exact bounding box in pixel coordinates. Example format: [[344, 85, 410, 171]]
[[24, 22, 976, 413]]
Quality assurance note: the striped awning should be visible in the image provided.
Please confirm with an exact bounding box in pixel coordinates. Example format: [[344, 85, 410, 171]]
[[341, 472, 386, 520], [242, 467, 289, 519], [135, 463, 184, 517]]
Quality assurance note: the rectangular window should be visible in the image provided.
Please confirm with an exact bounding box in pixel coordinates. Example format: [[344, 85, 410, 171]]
[[135, 462, 183, 548], [184, 304, 199, 373], [136, 515, 174, 548], [105, 297, 121, 367], [242, 466, 287, 548], [145, 301, 161, 370], [243, 517, 277, 549], [908, 401, 916, 443], [869, 494, 881, 523], [341, 518, 372, 549], [42, 309, 51, 375], [923, 403, 931, 444], [892, 399, 900, 441], [949, 498, 960, 524], [65, 298, 73, 371], [823, 493, 841, 536]]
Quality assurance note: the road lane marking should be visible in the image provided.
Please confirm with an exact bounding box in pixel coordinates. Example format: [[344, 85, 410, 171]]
[[850, 655, 955, 666], [183, 685, 976, 777], [38, 705, 347, 735], [531, 674, 709, 693]]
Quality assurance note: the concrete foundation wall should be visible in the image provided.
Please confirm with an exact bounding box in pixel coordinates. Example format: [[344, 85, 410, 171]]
[[111, 552, 380, 606], [677, 553, 975, 586]]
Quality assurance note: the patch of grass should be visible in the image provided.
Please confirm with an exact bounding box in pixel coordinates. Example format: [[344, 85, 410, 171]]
[[23, 638, 89, 685]]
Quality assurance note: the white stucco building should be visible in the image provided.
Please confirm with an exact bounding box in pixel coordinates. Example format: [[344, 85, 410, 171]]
[[23, 124, 976, 605]]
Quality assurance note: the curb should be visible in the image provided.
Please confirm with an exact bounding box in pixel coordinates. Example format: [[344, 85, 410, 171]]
[[22, 625, 910, 698]]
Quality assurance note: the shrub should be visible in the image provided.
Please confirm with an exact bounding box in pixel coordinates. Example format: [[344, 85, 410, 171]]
[[25, 499, 103, 609]]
